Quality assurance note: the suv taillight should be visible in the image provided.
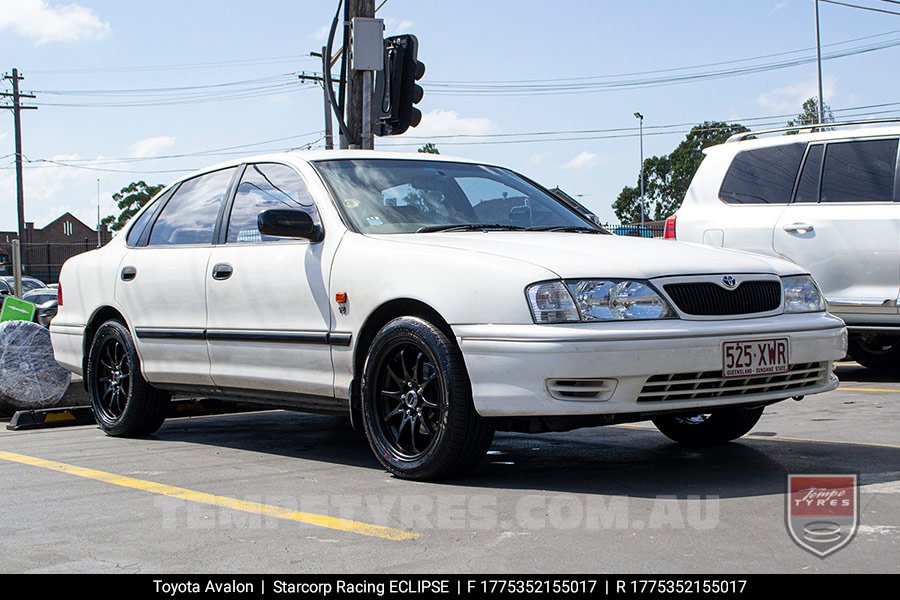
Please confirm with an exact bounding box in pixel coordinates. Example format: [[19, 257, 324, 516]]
[[663, 215, 677, 240], [57, 284, 62, 306]]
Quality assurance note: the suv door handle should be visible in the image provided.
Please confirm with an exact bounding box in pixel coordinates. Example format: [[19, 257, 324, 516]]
[[211, 263, 233, 280], [121, 266, 137, 281], [783, 222, 814, 234]]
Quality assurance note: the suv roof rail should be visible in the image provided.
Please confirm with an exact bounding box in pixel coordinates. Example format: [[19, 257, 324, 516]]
[[725, 118, 900, 143]]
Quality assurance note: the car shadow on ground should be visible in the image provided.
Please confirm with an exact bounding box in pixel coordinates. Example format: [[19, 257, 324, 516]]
[[835, 363, 900, 384], [151, 410, 899, 500]]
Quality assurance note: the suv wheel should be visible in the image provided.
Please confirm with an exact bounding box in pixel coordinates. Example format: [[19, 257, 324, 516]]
[[848, 334, 900, 371], [361, 317, 494, 480], [87, 320, 170, 437], [652, 406, 764, 445]]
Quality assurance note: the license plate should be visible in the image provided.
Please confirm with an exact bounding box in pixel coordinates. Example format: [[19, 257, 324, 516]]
[[722, 338, 789, 378]]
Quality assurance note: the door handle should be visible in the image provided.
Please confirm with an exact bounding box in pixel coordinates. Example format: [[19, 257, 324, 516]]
[[121, 266, 137, 281], [211, 263, 233, 280], [783, 222, 814, 234]]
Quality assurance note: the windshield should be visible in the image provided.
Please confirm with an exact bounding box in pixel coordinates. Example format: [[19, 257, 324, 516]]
[[313, 159, 603, 234]]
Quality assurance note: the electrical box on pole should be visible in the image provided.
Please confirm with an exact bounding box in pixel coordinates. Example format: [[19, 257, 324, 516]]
[[374, 34, 425, 137], [350, 17, 384, 71]]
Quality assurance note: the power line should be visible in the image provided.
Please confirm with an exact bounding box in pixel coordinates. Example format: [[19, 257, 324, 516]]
[[28, 55, 318, 76], [820, 0, 900, 16]]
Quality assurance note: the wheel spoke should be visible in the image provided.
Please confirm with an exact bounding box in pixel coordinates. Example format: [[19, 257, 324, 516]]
[[419, 414, 435, 435], [384, 401, 405, 423], [412, 352, 423, 383], [399, 349, 411, 381], [409, 415, 419, 452], [385, 364, 404, 388]]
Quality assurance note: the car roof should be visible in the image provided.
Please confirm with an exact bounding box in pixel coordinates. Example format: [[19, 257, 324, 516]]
[[171, 150, 505, 186], [706, 124, 900, 156]]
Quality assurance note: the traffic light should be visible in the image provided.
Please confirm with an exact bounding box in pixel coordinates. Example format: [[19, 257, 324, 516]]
[[374, 34, 425, 137]]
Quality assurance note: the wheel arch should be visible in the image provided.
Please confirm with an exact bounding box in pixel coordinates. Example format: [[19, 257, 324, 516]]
[[349, 298, 456, 420], [82, 305, 131, 389]]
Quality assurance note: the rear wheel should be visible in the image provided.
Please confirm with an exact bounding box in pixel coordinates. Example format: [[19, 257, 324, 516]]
[[848, 334, 900, 371], [87, 320, 169, 437], [361, 316, 494, 480], [652, 406, 764, 446]]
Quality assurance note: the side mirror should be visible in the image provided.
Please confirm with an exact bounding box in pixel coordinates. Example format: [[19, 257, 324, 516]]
[[257, 209, 323, 242]]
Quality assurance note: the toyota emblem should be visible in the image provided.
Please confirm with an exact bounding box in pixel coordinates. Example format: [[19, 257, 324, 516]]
[[722, 275, 737, 288]]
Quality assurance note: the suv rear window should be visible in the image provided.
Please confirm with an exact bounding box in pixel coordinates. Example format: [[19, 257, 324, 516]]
[[719, 143, 806, 204], [820, 139, 898, 203]]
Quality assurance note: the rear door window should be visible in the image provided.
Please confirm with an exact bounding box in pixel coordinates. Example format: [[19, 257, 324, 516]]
[[148, 168, 236, 246], [719, 143, 806, 204], [820, 139, 898, 203]]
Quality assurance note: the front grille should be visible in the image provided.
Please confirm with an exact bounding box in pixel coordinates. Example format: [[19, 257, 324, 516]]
[[664, 280, 781, 316], [637, 362, 827, 402]]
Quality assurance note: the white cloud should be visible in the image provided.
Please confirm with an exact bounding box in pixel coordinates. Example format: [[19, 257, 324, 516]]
[[129, 136, 176, 159], [309, 23, 331, 43], [401, 109, 495, 139], [756, 76, 837, 112], [772, 1, 789, 11], [0, 0, 110, 45], [562, 151, 601, 170], [528, 151, 552, 165], [383, 18, 414, 36]]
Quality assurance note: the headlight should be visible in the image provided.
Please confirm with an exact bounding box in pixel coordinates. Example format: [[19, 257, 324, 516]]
[[526, 280, 675, 324], [782, 275, 825, 313]]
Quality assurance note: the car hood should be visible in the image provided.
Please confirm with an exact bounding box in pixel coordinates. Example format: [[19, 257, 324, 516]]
[[383, 232, 802, 279]]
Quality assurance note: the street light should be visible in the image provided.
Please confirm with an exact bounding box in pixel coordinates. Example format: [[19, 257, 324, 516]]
[[634, 112, 645, 229]]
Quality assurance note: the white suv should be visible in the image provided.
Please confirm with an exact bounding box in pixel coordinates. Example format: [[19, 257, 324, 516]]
[[672, 122, 900, 371], [50, 151, 845, 480]]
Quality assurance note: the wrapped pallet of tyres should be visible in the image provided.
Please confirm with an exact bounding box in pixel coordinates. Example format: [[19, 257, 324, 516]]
[[0, 320, 71, 414]]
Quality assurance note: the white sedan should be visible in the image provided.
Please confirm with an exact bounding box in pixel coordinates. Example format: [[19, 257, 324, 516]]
[[50, 151, 846, 480]]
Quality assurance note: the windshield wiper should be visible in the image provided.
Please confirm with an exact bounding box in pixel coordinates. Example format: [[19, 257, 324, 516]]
[[416, 223, 528, 233], [526, 225, 606, 234]]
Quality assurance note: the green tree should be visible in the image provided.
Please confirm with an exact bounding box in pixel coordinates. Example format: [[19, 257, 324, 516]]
[[101, 180, 164, 232], [786, 97, 834, 134], [614, 121, 749, 222], [417, 143, 440, 154]]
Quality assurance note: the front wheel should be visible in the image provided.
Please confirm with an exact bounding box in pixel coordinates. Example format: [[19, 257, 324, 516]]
[[652, 406, 764, 446], [361, 316, 494, 480], [87, 320, 170, 437], [848, 334, 900, 371]]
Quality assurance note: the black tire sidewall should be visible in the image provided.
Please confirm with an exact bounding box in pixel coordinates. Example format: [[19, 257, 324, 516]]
[[848, 336, 900, 371]]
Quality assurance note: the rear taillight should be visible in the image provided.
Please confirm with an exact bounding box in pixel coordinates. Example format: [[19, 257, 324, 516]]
[[57, 284, 62, 306], [663, 214, 677, 240]]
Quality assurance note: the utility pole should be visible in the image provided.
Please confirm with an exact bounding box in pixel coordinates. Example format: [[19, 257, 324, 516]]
[[1, 68, 37, 264], [347, 0, 375, 149], [814, 0, 825, 124], [634, 112, 645, 229], [320, 48, 335, 150], [97, 178, 102, 247]]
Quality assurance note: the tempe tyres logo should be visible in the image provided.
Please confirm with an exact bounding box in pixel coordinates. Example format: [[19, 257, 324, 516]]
[[786, 474, 858, 557]]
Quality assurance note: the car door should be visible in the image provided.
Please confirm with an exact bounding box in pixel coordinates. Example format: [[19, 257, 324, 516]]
[[774, 137, 900, 317], [205, 162, 336, 398], [115, 166, 238, 386]]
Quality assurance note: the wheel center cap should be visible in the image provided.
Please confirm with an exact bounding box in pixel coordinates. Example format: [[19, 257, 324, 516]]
[[403, 391, 418, 408]]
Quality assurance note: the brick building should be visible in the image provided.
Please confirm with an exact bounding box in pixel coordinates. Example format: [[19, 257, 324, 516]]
[[0, 212, 112, 282]]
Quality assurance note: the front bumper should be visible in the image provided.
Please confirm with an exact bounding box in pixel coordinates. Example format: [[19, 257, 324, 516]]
[[455, 312, 847, 417]]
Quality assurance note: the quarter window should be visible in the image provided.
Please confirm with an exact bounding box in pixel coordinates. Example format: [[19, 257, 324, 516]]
[[226, 163, 319, 243], [126, 188, 172, 246], [147, 168, 236, 246], [719, 143, 806, 204], [820, 139, 898, 203]]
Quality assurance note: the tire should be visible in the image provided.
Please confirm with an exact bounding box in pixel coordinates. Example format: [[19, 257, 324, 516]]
[[652, 406, 764, 446], [848, 334, 900, 371], [87, 320, 170, 437], [360, 316, 494, 480]]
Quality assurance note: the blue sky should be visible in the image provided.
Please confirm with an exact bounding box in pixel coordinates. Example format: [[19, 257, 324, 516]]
[[1, 0, 899, 231]]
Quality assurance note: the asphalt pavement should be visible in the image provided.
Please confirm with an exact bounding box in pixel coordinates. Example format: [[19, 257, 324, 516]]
[[0, 363, 897, 573]]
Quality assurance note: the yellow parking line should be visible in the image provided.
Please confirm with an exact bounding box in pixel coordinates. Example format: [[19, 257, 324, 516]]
[[839, 387, 900, 393], [0, 450, 419, 541]]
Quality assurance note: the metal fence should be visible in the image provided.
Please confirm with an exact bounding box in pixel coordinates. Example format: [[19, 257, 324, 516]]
[[600, 222, 666, 239], [0, 241, 101, 284]]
